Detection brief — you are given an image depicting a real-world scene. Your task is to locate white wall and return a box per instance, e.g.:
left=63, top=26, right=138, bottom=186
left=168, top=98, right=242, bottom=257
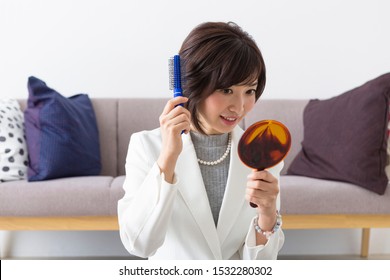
left=1, top=0, right=389, bottom=259
left=1, top=0, right=389, bottom=100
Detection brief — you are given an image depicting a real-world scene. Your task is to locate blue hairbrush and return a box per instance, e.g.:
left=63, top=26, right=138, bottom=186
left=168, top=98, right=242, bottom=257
left=169, top=55, right=184, bottom=106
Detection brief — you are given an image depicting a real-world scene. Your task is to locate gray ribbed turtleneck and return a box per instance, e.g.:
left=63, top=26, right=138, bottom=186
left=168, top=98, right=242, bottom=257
left=190, top=131, right=230, bottom=226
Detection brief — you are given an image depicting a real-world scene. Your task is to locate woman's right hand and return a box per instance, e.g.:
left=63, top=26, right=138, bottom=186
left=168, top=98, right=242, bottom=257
left=157, top=96, right=191, bottom=183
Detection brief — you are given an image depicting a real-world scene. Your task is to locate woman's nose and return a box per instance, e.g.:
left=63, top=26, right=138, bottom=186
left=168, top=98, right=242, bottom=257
left=229, top=93, right=245, bottom=114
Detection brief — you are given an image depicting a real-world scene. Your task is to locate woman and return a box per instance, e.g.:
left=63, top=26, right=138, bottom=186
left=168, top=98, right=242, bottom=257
left=118, top=22, right=284, bottom=260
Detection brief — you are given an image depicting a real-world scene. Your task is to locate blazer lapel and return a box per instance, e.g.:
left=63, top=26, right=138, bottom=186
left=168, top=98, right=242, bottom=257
left=217, top=126, right=252, bottom=245
left=175, top=133, right=222, bottom=259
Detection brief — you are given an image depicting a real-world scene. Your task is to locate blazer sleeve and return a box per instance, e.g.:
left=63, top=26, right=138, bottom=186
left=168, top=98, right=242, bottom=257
left=117, top=131, right=178, bottom=258
left=240, top=161, right=285, bottom=260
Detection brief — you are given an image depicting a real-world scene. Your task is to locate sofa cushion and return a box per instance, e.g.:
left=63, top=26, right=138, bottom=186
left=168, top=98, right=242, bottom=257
left=0, top=99, right=29, bottom=182
left=24, top=76, right=101, bottom=181
left=110, top=176, right=125, bottom=215
left=117, top=99, right=166, bottom=176
left=287, top=73, right=390, bottom=195
left=0, top=176, right=114, bottom=216
left=280, top=176, right=390, bottom=214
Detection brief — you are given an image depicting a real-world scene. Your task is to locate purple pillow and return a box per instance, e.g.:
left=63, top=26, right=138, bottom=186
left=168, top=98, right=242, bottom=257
left=287, top=73, right=390, bottom=195
left=24, top=76, right=101, bottom=181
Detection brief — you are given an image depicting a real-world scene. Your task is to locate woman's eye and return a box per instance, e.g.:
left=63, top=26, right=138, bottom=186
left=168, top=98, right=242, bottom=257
left=222, top=89, right=233, bottom=94
left=246, top=89, right=257, bottom=95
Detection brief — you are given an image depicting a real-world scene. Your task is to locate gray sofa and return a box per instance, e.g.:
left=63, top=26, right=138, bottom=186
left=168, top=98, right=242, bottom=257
left=0, top=98, right=389, bottom=257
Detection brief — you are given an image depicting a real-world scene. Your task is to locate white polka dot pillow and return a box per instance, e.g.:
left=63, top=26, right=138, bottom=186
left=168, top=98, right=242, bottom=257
left=0, top=99, right=28, bottom=182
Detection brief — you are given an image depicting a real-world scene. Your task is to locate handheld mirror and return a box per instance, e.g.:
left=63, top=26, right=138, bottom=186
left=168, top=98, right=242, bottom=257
left=238, top=120, right=292, bottom=208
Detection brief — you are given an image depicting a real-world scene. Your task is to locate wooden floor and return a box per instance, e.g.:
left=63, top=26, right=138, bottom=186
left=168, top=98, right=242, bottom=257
left=2, top=254, right=389, bottom=260
left=279, top=254, right=390, bottom=260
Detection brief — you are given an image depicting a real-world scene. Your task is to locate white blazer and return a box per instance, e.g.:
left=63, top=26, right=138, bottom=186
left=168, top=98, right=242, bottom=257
left=118, top=125, right=284, bottom=260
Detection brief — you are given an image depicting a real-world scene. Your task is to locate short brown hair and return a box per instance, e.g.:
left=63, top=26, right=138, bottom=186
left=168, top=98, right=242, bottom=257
left=179, top=22, right=266, bottom=134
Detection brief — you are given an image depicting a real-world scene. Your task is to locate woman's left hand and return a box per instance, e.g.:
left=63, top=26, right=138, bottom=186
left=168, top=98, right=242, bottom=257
left=246, top=170, right=279, bottom=216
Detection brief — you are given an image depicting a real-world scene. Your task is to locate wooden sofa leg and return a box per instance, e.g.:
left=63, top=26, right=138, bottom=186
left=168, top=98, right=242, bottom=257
left=361, top=228, right=370, bottom=258
left=0, top=231, right=14, bottom=259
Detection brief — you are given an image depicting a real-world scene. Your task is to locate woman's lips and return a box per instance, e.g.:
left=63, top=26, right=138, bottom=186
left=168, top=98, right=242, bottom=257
left=220, top=115, right=239, bottom=125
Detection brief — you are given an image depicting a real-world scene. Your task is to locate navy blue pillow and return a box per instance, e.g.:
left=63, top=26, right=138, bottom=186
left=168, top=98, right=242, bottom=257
left=24, top=76, right=101, bottom=181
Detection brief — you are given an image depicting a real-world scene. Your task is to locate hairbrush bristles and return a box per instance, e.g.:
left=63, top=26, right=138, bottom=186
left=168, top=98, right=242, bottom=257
left=168, top=58, right=174, bottom=90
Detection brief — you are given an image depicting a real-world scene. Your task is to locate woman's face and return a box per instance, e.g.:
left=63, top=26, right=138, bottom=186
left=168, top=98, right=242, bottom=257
left=195, top=82, right=258, bottom=135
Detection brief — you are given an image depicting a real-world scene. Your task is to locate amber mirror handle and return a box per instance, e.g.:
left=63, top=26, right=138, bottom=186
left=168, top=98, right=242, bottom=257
left=238, top=120, right=292, bottom=208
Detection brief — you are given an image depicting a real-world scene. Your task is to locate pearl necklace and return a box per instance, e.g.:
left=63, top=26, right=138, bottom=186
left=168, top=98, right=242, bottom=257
left=197, top=133, right=232, bottom=166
